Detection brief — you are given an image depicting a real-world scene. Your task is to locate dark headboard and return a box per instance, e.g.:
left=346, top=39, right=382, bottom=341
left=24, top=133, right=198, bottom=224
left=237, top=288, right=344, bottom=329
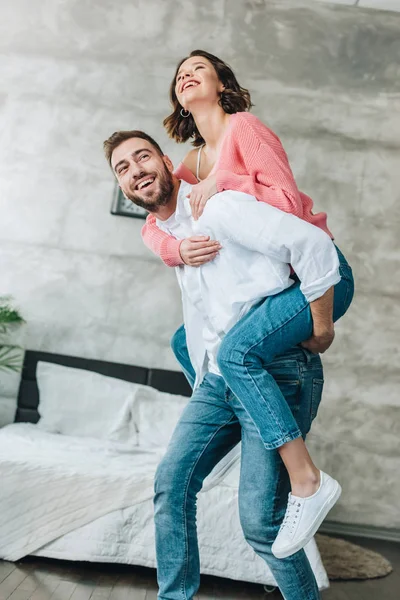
left=15, top=350, right=192, bottom=424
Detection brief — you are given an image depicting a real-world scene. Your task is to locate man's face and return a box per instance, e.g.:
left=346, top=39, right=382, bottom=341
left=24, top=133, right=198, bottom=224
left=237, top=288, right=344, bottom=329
left=112, top=138, right=174, bottom=213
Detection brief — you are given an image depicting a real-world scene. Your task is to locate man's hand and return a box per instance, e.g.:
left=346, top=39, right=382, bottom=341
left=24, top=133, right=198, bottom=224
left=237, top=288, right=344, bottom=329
left=179, top=236, right=222, bottom=267
left=301, top=286, right=335, bottom=354
left=187, top=175, right=218, bottom=221
left=301, top=325, right=335, bottom=354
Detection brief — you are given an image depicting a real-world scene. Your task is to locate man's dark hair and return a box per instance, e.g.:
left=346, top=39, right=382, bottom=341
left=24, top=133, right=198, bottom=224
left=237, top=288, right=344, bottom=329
left=103, top=130, right=164, bottom=168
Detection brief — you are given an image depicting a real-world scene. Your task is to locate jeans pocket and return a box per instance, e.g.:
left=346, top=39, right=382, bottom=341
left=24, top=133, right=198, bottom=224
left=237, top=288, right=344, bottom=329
left=311, top=378, right=324, bottom=421
left=275, top=378, right=301, bottom=416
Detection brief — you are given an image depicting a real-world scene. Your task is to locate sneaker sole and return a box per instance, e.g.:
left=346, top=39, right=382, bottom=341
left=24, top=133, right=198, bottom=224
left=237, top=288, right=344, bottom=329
left=272, top=481, right=342, bottom=559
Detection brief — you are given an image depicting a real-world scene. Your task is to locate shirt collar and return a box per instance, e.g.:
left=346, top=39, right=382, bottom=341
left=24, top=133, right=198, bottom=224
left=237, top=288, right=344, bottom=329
left=175, top=180, right=193, bottom=221
left=155, top=180, right=192, bottom=228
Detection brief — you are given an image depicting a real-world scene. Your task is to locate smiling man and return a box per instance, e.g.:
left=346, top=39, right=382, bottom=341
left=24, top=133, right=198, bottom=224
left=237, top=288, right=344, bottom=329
left=103, top=130, right=340, bottom=600
left=110, top=132, right=177, bottom=213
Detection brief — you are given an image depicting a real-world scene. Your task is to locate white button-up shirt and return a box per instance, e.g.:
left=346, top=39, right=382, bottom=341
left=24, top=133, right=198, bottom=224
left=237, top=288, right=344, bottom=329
left=157, top=181, right=340, bottom=388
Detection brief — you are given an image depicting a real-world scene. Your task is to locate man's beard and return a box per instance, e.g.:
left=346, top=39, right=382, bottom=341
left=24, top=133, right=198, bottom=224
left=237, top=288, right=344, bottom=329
left=124, top=165, right=174, bottom=213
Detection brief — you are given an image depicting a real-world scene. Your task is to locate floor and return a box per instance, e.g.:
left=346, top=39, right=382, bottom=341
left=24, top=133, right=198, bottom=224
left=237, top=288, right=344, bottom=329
left=0, top=536, right=399, bottom=600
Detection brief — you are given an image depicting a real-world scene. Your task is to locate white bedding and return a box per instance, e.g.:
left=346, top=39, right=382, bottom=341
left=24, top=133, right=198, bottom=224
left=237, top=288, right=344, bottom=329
left=0, top=423, right=329, bottom=590
left=0, top=423, right=161, bottom=561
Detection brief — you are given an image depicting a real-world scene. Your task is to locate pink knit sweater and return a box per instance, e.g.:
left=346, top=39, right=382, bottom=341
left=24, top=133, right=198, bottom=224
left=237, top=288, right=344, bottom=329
left=141, top=112, right=333, bottom=267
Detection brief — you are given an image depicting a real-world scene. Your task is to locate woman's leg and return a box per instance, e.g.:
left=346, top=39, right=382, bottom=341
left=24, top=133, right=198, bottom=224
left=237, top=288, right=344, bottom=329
left=217, top=246, right=354, bottom=455
left=170, top=324, right=196, bottom=389
left=217, top=247, right=354, bottom=555
left=171, top=324, right=321, bottom=495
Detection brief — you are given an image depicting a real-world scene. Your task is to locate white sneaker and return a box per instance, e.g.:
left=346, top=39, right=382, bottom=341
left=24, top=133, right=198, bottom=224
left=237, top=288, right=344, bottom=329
left=271, top=471, right=341, bottom=559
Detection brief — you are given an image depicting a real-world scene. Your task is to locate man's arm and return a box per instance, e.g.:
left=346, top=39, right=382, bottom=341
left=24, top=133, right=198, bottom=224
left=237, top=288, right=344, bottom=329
left=302, top=287, right=335, bottom=354
left=199, top=192, right=340, bottom=352
left=199, top=191, right=340, bottom=302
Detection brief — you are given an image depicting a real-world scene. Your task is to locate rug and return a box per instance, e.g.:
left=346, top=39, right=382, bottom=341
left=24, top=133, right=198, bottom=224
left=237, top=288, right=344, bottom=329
left=316, top=534, right=393, bottom=580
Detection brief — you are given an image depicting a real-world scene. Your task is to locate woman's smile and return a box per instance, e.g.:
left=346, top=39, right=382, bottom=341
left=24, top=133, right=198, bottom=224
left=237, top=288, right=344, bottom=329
left=180, top=78, right=201, bottom=94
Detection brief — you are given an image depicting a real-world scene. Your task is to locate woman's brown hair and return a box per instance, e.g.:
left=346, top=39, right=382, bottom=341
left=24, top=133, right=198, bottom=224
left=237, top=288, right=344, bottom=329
left=163, top=50, right=253, bottom=147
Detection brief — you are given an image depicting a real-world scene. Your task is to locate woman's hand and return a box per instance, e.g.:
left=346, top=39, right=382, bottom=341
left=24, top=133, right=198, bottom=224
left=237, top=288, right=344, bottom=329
left=179, top=236, right=222, bottom=267
left=187, top=175, right=218, bottom=220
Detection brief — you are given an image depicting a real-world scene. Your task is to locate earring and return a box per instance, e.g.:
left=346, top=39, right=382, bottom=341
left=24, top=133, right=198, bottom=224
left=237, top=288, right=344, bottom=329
left=180, top=108, right=191, bottom=118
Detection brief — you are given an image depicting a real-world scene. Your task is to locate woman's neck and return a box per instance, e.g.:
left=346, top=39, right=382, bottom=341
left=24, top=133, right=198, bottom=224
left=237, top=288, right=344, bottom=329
left=191, top=104, right=231, bottom=152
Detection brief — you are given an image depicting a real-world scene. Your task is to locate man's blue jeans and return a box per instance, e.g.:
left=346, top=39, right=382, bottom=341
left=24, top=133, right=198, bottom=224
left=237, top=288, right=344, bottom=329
left=154, top=348, right=324, bottom=600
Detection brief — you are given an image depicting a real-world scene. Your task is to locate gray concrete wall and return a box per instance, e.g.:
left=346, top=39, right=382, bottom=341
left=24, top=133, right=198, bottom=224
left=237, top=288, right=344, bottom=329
left=0, top=0, right=399, bottom=529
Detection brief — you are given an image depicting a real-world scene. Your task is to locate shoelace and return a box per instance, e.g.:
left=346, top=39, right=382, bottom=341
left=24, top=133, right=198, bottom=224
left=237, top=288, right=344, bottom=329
left=279, top=495, right=302, bottom=535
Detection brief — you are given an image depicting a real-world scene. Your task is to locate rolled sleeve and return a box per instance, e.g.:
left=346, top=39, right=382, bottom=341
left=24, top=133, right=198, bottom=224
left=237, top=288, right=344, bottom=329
left=300, top=266, right=341, bottom=303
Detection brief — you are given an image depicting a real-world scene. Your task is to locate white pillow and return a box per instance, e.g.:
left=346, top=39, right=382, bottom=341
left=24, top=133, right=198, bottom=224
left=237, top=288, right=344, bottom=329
left=36, top=362, right=139, bottom=444
left=134, top=384, right=189, bottom=449
left=134, top=384, right=241, bottom=491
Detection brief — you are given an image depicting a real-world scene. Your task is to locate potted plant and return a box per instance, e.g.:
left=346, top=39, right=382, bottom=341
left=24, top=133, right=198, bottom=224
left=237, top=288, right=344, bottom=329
left=0, top=297, right=25, bottom=372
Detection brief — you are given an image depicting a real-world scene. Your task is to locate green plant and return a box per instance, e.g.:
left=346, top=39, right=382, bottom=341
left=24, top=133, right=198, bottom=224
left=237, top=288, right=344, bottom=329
left=0, top=297, right=25, bottom=373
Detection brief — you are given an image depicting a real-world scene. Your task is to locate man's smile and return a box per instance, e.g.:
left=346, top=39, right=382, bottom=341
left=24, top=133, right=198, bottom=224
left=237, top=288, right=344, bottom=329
left=135, top=175, right=156, bottom=192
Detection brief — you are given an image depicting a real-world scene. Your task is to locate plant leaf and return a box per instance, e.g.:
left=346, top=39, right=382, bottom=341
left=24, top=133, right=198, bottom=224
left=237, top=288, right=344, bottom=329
left=0, top=344, right=24, bottom=373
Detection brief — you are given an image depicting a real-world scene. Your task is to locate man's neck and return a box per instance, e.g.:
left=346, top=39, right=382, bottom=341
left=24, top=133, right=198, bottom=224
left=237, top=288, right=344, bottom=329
left=152, top=178, right=181, bottom=221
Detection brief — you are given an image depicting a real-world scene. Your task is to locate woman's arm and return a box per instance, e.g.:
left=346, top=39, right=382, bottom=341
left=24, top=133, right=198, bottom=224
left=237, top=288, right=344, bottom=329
left=216, top=113, right=304, bottom=218
left=141, top=214, right=184, bottom=267
left=141, top=204, right=222, bottom=268
left=141, top=152, right=223, bottom=267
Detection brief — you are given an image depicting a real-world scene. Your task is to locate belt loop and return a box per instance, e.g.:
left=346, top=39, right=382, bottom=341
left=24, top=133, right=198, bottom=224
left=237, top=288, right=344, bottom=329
left=301, top=347, right=312, bottom=364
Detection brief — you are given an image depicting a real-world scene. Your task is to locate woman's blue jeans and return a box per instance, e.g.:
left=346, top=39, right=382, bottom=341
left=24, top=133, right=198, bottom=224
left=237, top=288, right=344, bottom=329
left=154, top=350, right=324, bottom=600
left=173, top=245, right=354, bottom=449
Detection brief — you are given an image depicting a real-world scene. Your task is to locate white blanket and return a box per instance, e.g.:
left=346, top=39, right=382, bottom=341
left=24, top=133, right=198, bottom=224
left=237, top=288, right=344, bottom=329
left=0, top=423, right=162, bottom=560
left=0, top=423, right=237, bottom=562
left=0, top=423, right=329, bottom=590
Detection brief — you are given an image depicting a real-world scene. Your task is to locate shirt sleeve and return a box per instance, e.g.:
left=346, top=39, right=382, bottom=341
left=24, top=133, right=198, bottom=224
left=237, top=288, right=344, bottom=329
left=141, top=214, right=184, bottom=267
left=202, top=192, right=340, bottom=303
left=215, top=114, right=304, bottom=218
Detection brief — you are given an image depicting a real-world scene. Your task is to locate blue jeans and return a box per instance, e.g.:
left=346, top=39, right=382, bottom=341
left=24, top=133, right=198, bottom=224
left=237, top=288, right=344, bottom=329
left=214, top=245, right=354, bottom=448
left=171, top=246, right=354, bottom=448
left=154, top=349, right=324, bottom=600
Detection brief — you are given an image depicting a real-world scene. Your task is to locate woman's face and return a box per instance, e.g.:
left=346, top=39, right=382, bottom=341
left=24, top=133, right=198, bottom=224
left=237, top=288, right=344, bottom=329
left=175, top=56, right=224, bottom=110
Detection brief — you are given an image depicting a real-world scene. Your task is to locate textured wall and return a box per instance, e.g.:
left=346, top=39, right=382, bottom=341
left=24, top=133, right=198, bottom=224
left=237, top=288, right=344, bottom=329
left=0, top=0, right=399, bottom=528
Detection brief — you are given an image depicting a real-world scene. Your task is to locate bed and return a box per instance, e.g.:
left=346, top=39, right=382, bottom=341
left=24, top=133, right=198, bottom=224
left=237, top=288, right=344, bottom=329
left=0, top=350, right=329, bottom=590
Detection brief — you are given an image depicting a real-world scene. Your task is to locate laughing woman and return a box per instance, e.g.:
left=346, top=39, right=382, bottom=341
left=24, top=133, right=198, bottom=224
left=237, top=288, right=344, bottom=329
left=142, top=50, right=354, bottom=558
